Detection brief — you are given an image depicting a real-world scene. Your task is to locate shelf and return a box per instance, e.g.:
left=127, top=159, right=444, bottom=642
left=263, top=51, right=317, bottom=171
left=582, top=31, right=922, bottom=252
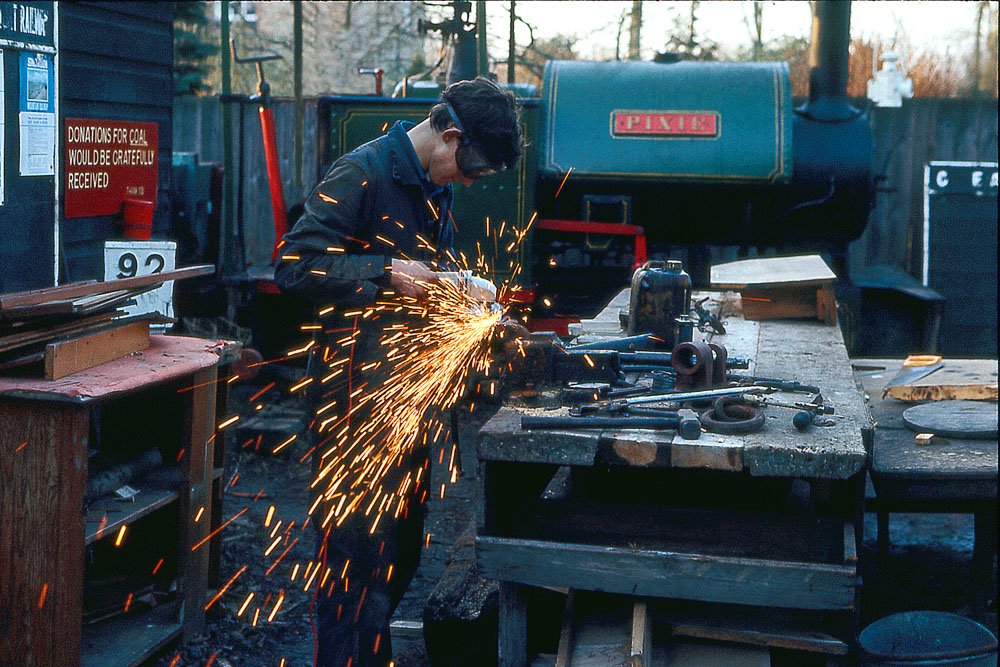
left=84, top=467, right=182, bottom=546
left=81, top=599, right=181, bottom=667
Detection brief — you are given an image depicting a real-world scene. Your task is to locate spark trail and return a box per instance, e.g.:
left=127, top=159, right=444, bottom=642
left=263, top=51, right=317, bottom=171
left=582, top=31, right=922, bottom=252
left=310, top=275, right=504, bottom=533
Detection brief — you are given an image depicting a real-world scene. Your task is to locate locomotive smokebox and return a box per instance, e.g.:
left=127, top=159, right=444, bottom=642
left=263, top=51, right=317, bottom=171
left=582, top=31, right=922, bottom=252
left=535, top=0, right=873, bottom=250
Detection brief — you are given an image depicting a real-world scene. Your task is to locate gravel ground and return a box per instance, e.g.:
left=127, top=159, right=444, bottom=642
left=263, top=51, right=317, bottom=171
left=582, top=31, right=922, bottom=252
left=150, top=381, right=995, bottom=666
left=151, top=381, right=493, bottom=667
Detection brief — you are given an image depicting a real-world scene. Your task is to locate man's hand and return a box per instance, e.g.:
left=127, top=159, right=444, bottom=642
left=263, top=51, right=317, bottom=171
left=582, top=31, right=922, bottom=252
left=389, top=259, right=438, bottom=299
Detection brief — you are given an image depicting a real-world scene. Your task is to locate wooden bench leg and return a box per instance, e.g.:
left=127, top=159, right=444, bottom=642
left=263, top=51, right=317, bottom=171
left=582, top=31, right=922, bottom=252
left=876, top=509, right=890, bottom=613
left=973, top=509, right=998, bottom=610
left=499, top=582, right=528, bottom=667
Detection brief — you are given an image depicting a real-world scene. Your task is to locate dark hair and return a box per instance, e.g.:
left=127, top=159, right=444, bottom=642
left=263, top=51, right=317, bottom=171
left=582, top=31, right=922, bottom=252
left=430, top=76, right=523, bottom=170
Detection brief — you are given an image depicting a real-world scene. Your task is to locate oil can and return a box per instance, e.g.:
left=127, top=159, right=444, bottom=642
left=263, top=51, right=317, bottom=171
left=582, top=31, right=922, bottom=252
left=627, top=260, right=692, bottom=346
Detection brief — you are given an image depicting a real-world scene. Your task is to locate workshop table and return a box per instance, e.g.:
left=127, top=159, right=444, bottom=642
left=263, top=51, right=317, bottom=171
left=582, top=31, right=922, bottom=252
left=476, top=289, right=872, bottom=665
left=854, top=360, right=998, bottom=611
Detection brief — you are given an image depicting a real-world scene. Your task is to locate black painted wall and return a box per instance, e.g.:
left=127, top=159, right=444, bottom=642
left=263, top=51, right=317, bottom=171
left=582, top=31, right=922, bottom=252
left=57, top=1, right=174, bottom=284
left=0, top=0, right=56, bottom=292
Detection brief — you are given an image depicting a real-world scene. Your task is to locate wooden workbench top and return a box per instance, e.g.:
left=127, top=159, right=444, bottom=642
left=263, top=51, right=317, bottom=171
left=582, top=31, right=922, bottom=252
left=0, top=335, right=239, bottom=404
left=855, top=359, right=997, bottom=488
left=479, top=290, right=871, bottom=479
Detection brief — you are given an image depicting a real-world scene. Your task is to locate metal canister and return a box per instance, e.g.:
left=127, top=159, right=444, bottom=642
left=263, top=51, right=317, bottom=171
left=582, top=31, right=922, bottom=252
left=627, top=260, right=692, bottom=346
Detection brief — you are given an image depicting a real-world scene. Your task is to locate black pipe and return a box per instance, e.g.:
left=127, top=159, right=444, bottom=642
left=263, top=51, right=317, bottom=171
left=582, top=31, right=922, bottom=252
left=801, top=0, right=856, bottom=122
left=521, top=412, right=701, bottom=440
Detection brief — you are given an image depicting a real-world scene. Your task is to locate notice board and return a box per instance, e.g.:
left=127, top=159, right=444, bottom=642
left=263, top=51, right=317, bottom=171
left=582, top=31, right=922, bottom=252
left=64, top=118, right=158, bottom=218
left=923, top=161, right=998, bottom=357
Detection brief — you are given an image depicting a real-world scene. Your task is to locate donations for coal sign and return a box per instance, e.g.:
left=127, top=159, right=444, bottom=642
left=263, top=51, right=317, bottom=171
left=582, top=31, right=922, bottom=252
left=64, top=118, right=158, bottom=218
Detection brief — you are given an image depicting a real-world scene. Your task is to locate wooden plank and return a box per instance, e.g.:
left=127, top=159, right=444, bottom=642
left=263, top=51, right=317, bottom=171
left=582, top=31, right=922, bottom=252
left=740, top=286, right=835, bottom=323
left=652, top=600, right=850, bottom=656
left=882, top=359, right=998, bottom=402
left=554, top=591, right=575, bottom=667
left=0, top=311, right=120, bottom=354
left=667, top=432, right=743, bottom=471
left=178, top=366, right=218, bottom=640
left=742, top=319, right=869, bottom=479
left=80, top=599, right=181, bottom=667
left=0, top=264, right=214, bottom=311
left=710, top=255, right=836, bottom=289
left=567, top=600, right=632, bottom=666
left=662, top=638, right=771, bottom=666
left=630, top=600, right=652, bottom=667
left=0, top=336, right=233, bottom=404
left=497, top=501, right=848, bottom=564
left=499, top=582, right=528, bottom=667
left=0, top=401, right=88, bottom=666
left=44, top=321, right=150, bottom=380
left=476, top=536, right=859, bottom=611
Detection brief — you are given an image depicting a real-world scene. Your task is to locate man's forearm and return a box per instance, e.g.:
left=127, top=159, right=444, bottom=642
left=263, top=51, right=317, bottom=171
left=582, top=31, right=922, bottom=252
left=274, top=247, right=389, bottom=307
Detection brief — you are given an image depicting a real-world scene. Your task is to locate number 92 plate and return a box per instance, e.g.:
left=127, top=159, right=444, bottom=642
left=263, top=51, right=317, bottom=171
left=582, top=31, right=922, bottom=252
left=103, top=240, right=177, bottom=326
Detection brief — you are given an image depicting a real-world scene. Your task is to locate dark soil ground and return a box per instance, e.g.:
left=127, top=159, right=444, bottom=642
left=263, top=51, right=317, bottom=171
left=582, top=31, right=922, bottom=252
left=150, top=378, right=996, bottom=667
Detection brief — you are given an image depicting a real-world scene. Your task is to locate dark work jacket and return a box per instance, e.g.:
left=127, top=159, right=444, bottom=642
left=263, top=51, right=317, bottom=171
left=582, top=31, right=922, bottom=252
left=275, top=122, right=457, bottom=442
left=274, top=121, right=455, bottom=309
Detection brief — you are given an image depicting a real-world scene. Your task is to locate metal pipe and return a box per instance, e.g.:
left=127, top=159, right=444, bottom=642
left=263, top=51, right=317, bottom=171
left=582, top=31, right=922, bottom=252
left=293, top=0, right=303, bottom=188
left=619, top=386, right=768, bottom=406
left=507, top=0, right=516, bottom=83
left=803, top=0, right=855, bottom=121
left=220, top=0, right=234, bottom=276
left=476, top=0, right=489, bottom=76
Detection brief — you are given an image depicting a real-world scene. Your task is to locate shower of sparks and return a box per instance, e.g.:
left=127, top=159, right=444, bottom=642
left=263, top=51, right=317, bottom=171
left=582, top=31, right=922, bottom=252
left=308, top=276, right=503, bottom=535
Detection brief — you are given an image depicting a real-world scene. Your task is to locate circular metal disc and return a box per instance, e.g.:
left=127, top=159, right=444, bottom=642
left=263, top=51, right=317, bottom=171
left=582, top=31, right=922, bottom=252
left=902, top=400, right=998, bottom=439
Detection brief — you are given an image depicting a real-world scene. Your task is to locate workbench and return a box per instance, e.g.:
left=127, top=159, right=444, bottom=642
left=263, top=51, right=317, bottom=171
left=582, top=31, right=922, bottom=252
left=0, top=335, right=238, bottom=667
left=476, top=289, right=872, bottom=665
left=854, top=359, right=998, bottom=611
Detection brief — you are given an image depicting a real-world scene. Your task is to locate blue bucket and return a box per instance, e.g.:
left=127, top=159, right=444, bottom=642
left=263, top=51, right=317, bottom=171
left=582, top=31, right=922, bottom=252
left=860, top=612, right=998, bottom=666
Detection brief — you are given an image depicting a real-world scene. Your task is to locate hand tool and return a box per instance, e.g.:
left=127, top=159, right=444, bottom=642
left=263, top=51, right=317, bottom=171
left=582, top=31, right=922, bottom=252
left=592, top=385, right=771, bottom=412
left=521, top=408, right=702, bottom=440
left=882, top=354, right=943, bottom=397
left=693, top=296, right=727, bottom=334
left=567, top=334, right=661, bottom=352
left=697, top=396, right=765, bottom=434
left=742, top=393, right=838, bottom=430
left=727, top=374, right=821, bottom=394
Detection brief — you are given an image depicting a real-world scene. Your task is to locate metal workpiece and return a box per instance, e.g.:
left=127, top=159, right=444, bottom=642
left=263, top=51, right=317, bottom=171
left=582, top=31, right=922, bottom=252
left=603, top=385, right=771, bottom=408
left=520, top=407, right=702, bottom=440
left=567, top=333, right=661, bottom=352
left=728, top=374, right=821, bottom=394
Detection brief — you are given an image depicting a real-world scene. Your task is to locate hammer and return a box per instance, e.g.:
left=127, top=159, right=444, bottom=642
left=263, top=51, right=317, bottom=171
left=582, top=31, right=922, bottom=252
left=521, top=408, right=701, bottom=440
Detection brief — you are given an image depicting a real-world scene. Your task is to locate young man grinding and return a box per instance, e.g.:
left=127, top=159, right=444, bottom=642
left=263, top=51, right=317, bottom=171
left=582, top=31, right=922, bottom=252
left=275, top=76, right=522, bottom=667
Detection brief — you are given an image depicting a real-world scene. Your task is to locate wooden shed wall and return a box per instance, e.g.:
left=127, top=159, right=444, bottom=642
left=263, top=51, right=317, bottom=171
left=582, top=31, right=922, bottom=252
left=848, top=98, right=999, bottom=276
left=57, top=1, right=174, bottom=284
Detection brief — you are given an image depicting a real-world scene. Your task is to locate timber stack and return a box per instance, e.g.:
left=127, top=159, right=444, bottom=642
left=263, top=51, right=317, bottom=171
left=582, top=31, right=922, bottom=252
left=0, top=264, right=213, bottom=379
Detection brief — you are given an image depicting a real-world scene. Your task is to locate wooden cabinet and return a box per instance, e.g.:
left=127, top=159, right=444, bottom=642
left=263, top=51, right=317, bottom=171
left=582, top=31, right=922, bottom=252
left=0, top=336, right=237, bottom=667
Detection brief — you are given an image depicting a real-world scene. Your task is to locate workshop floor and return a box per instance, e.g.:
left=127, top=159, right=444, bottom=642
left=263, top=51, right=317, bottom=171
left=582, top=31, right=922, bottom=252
left=152, top=392, right=996, bottom=666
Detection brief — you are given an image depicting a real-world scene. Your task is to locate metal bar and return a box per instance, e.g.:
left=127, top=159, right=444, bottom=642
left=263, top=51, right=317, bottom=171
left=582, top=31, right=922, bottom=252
left=293, top=0, right=303, bottom=188
left=620, top=386, right=768, bottom=406
left=476, top=0, right=489, bottom=76
left=220, top=0, right=234, bottom=276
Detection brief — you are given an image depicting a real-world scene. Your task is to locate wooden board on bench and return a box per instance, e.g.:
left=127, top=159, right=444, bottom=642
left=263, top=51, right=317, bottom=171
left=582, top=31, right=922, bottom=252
left=710, top=255, right=837, bottom=325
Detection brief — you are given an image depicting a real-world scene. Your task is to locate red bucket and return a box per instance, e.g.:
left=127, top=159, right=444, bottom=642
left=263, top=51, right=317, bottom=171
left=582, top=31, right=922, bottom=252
left=122, top=199, right=154, bottom=240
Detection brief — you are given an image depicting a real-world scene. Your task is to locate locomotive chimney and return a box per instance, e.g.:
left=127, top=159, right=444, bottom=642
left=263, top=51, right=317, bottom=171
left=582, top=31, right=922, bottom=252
left=801, top=0, right=857, bottom=121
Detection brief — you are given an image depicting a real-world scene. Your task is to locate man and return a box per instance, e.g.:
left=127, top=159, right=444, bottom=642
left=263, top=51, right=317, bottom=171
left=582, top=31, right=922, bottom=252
left=274, top=76, right=522, bottom=667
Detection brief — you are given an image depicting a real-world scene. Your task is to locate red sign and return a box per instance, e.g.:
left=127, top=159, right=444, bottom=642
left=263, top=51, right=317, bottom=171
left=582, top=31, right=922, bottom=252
left=64, top=118, right=158, bottom=218
left=612, top=111, right=719, bottom=137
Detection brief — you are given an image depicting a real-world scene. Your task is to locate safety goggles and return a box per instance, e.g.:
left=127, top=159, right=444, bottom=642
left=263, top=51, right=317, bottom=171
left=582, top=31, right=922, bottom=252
left=445, top=103, right=505, bottom=180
